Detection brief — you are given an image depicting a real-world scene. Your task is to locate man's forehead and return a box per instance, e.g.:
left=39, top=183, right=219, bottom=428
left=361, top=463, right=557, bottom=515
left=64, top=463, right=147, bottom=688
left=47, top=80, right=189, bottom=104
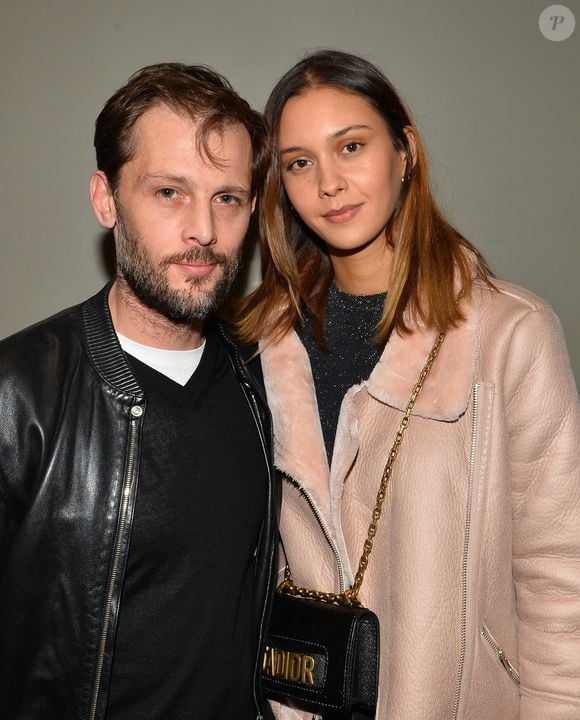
left=132, top=105, right=250, bottom=153
left=125, top=105, right=252, bottom=177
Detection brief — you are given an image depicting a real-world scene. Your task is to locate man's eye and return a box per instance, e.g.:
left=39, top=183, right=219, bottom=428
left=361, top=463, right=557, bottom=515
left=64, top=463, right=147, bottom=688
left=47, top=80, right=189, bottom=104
left=217, top=194, right=240, bottom=205
left=157, top=188, right=178, bottom=199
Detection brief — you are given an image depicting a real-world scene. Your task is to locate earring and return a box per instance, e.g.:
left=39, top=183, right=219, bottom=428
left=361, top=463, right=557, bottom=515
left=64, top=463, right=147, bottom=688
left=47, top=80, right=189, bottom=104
left=400, top=177, right=405, bottom=184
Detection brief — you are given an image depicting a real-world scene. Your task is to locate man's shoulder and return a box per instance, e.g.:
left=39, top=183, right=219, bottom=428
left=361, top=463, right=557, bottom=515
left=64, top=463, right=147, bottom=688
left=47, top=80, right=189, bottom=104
left=0, top=287, right=108, bottom=374
left=1, top=304, right=80, bottom=355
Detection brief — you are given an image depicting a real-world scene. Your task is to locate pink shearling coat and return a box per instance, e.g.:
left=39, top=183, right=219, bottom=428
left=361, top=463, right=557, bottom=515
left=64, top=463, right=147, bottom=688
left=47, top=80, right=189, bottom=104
left=260, top=279, right=580, bottom=720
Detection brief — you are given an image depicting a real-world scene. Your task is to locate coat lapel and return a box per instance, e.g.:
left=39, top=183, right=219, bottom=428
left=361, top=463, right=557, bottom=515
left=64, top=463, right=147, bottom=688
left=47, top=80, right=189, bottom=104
left=260, top=297, right=477, bottom=520
left=259, top=332, right=332, bottom=517
left=367, top=300, right=476, bottom=421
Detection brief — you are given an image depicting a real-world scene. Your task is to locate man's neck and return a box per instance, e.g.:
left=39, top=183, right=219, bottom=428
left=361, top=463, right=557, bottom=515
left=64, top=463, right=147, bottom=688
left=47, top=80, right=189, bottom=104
left=108, top=280, right=205, bottom=351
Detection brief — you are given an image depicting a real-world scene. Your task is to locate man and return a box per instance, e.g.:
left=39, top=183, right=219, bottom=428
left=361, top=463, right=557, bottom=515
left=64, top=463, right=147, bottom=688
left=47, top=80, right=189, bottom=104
left=0, top=63, right=276, bottom=720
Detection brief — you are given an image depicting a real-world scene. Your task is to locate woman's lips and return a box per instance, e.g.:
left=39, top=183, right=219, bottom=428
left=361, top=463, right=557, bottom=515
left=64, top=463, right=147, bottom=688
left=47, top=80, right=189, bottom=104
left=323, top=203, right=363, bottom=224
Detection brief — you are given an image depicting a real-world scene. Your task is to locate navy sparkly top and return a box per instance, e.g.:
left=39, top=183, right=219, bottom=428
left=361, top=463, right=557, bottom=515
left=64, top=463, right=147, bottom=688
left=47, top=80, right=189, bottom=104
left=297, top=283, right=387, bottom=462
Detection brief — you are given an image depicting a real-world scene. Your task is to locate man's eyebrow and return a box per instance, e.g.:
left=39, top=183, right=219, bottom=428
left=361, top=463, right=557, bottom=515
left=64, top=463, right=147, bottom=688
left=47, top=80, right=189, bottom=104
left=137, top=172, right=188, bottom=187
left=279, top=125, right=373, bottom=156
left=217, top=185, right=252, bottom=197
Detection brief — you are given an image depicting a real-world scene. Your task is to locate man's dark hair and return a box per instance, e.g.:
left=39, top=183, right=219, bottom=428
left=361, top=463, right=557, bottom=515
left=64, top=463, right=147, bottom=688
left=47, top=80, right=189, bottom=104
left=94, top=62, right=267, bottom=194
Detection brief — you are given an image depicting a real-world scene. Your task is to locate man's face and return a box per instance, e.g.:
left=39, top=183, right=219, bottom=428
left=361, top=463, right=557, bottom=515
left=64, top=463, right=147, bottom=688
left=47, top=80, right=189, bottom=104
left=111, top=105, right=254, bottom=323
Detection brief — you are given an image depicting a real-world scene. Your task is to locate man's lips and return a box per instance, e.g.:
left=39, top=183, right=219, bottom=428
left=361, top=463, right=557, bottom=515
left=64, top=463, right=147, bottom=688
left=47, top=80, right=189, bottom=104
left=322, top=203, right=363, bottom=223
left=174, top=260, right=217, bottom=278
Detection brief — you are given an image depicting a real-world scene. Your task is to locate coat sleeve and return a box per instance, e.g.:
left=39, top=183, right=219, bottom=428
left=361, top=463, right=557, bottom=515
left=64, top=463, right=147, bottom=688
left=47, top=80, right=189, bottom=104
left=0, top=405, right=22, bottom=572
left=0, top=482, right=19, bottom=571
left=505, top=305, right=580, bottom=719
left=0, top=358, right=39, bottom=573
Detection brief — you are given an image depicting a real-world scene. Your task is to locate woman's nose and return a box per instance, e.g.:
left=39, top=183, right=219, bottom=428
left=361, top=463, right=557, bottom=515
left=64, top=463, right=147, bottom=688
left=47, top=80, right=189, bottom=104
left=317, top=160, right=347, bottom=198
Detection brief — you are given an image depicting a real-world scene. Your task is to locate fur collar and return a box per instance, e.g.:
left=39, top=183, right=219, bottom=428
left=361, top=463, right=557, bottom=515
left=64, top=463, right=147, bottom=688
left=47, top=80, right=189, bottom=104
left=367, top=307, right=476, bottom=422
left=260, top=298, right=476, bottom=523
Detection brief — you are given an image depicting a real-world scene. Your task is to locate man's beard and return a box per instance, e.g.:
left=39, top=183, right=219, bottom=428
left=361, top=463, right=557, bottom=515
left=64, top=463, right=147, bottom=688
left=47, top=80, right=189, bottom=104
left=115, top=205, right=241, bottom=324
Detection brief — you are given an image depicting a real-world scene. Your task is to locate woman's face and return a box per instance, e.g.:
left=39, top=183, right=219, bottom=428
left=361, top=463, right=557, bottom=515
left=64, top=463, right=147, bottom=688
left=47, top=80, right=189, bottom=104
left=278, top=86, right=407, bottom=257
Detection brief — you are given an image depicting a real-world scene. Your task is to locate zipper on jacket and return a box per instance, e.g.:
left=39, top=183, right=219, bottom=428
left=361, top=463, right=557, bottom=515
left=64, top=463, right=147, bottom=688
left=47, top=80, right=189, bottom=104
left=451, top=384, right=480, bottom=720
left=89, top=406, right=142, bottom=720
left=287, top=476, right=346, bottom=594
left=481, top=624, right=520, bottom=686
left=214, top=328, right=277, bottom=719
left=219, top=326, right=333, bottom=719
left=245, top=381, right=277, bottom=719
left=232, top=365, right=277, bottom=720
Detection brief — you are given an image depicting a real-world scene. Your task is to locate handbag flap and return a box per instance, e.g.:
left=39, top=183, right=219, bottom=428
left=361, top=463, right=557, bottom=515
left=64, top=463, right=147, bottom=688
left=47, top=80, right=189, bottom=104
left=263, top=593, right=379, bottom=715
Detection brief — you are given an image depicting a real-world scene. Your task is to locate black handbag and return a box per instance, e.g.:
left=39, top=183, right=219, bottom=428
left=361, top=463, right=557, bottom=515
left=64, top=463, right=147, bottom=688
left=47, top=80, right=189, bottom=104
left=262, top=333, right=446, bottom=719
left=264, top=592, right=379, bottom=719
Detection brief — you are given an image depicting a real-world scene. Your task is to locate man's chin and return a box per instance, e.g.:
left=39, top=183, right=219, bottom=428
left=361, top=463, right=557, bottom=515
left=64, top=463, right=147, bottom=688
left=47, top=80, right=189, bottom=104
left=118, top=258, right=237, bottom=324
left=151, top=281, right=231, bottom=323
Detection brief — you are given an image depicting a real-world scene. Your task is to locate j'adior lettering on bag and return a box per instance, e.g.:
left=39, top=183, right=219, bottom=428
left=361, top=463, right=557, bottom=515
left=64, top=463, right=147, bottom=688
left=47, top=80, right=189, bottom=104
left=263, top=646, right=316, bottom=685
left=262, top=637, right=329, bottom=692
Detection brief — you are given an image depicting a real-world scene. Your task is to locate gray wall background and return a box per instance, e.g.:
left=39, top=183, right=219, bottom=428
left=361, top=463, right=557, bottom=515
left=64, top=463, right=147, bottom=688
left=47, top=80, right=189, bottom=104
left=1, top=0, right=578, bottom=383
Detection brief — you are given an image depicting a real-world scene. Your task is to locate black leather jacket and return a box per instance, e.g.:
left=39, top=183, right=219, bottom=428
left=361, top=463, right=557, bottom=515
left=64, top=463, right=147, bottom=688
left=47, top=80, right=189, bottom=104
left=0, top=284, right=277, bottom=720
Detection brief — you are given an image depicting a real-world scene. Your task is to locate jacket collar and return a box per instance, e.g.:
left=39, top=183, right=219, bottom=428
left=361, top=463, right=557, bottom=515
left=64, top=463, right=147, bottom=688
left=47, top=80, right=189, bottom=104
left=82, top=282, right=145, bottom=400
left=367, top=302, right=476, bottom=422
left=81, top=285, right=262, bottom=407
left=260, top=298, right=476, bottom=514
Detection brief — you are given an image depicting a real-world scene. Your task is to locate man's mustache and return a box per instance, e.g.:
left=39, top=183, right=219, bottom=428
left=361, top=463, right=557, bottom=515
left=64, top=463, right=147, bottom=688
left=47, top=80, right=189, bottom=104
left=160, top=247, right=229, bottom=267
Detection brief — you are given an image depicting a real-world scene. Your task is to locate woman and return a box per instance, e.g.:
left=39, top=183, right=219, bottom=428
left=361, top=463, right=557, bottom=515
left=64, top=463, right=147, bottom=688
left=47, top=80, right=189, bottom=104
left=238, top=50, right=580, bottom=719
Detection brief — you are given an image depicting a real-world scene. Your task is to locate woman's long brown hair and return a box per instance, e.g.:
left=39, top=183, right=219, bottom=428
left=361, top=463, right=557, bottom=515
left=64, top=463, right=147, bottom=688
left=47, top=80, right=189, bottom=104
left=237, top=50, right=493, bottom=348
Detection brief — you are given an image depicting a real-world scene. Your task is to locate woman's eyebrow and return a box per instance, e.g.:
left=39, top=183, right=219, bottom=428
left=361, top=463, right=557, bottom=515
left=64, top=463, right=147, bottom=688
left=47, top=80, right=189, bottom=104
left=280, top=124, right=373, bottom=156
left=329, top=124, right=372, bottom=140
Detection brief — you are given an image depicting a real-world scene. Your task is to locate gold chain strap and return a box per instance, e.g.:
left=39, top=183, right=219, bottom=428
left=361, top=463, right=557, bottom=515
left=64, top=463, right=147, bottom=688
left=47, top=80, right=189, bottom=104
left=278, top=331, right=446, bottom=607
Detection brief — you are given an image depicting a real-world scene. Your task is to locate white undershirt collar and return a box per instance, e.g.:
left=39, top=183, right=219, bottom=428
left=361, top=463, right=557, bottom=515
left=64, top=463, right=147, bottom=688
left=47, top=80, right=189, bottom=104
left=117, top=333, right=206, bottom=386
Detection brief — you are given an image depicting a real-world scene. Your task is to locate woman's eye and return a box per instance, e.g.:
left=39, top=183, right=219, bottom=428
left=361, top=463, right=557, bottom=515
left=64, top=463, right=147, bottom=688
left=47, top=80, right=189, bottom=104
left=342, top=141, right=362, bottom=154
left=287, top=158, right=310, bottom=171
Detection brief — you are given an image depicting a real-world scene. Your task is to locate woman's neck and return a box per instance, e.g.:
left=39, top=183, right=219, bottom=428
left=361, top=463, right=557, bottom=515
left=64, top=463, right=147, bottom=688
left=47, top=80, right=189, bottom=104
left=330, top=241, right=393, bottom=295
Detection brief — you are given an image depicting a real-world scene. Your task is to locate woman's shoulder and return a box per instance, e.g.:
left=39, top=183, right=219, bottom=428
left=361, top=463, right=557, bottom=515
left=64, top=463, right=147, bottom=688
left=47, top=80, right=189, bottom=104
left=473, top=277, right=558, bottom=327
left=471, top=277, right=574, bottom=390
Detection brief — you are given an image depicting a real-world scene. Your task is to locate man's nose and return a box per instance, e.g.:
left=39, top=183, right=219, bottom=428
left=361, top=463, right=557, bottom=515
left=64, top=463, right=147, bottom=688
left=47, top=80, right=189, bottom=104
left=183, top=201, right=216, bottom=246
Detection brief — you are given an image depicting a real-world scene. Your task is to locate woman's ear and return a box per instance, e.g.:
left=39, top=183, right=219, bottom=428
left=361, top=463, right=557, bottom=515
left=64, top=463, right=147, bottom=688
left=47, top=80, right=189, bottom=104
left=89, top=171, right=117, bottom=229
left=402, top=126, right=418, bottom=171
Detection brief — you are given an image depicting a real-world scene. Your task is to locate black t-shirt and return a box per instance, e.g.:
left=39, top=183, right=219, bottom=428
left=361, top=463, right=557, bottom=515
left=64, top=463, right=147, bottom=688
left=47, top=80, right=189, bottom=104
left=106, top=330, right=267, bottom=720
